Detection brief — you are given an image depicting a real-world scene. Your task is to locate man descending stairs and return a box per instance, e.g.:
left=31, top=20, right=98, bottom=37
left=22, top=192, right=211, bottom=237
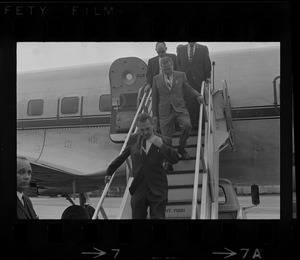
left=165, top=82, right=234, bottom=219
left=92, top=55, right=234, bottom=220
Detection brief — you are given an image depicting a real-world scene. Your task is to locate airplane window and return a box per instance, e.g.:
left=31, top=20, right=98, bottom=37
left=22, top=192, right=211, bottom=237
left=61, top=97, right=79, bottom=114
left=218, top=186, right=226, bottom=205
left=99, top=94, right=111, bottom=112
left=126, top=73, right=133, bottom=80
left=27, top=99, right=44, bottom=116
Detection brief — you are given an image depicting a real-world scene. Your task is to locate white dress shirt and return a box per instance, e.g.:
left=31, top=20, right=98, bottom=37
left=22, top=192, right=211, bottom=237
left=145, top=139, right=152, bottom=153
left=141, top=138, right=152, bottom=155
left=159, top=57, right=163, bottom=74
left=17, top=191, right=24, bottom=205
left=164, top=74, right=173, bottom=90
left=187, top=44, right=196, bottom=61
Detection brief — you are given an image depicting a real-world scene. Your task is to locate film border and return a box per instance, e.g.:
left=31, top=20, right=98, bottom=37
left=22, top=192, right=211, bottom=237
left=0, top=1, right=295, bottom=260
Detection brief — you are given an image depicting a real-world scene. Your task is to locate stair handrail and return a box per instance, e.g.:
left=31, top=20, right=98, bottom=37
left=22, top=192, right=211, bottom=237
left=222, top=80, right=235, bottom=150
left=191, top=81, right=207, bottom=219
left=92, top=88, right=152, bottom=219
left=272, top=75, right=280, bottom=113
left=207, top=81, right=216, bottom=204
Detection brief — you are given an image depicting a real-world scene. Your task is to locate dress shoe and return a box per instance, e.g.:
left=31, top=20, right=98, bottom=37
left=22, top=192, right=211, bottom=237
left=177, top=147, right=190, bottom=160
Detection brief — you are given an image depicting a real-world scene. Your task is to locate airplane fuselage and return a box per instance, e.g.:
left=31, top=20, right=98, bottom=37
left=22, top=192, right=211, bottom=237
left=17, top=46, right=280, bottom=195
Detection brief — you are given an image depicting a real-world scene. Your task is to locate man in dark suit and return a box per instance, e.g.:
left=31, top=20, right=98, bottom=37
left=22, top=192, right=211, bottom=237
left=177, top=42, right=212, bottom=129
left=104, top=113, right=179, bottom=219
left=17, top=156, right=38, bottom=219
left=145, top=42, right=179, bottom=92
left=152, top=56, right=204, bottom=160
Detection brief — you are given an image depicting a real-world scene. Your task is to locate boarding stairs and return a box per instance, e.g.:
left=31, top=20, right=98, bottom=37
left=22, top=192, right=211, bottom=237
left=165, top=80, right=234, bottom=219
left=92, top=56, right=234, bottom=219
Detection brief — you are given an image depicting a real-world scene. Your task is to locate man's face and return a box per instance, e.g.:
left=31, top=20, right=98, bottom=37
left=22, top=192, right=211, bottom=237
left=17, top=158, right=32, bottom=192
left=137, top=119, right=154, bottom=139
left=162, top=63, right=173, bottom=78
left=156, top=45, right=167, bottom=58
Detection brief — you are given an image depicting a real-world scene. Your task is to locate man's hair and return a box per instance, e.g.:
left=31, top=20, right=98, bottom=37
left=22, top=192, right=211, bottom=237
left=176, top=44, right=184, bottom=51
left=136, top=113, right=153, bottom=125
left=155, top=42, right=166, bottom=48
left=161, top=56, right=173, bottom=67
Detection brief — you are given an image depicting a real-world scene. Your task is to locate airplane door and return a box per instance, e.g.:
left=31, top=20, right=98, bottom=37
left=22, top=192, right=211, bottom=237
left=109, top=57, right=147, bottom=142
left=58, top=95, right=83, bottom=125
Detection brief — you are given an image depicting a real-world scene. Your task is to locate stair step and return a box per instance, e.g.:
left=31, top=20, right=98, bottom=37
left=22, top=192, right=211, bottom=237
left=172, top=129, right=204, bottom=138
left=165, top=202, right=201, bottom=219
left=167, top=172, right=203, bottom=186
left=167, top=169, right=205, bottom=175
left=175, top=146, right=197, bottom=158
left=173, top=159, right=205, bottom=171
left=172, top=135, right=199, bottom=147
left=168, top=185, right=202, bottom=202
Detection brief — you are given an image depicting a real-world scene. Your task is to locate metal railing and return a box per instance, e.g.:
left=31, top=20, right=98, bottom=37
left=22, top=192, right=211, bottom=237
left=191, top=81, right=229, bottom=219
left=92, top=88, right=152, bottom=219
left=191, top=81, right=208, bottom=219
left=272, top=76, right=280, bottom=113
left=222, top=80, right=235, bottom=151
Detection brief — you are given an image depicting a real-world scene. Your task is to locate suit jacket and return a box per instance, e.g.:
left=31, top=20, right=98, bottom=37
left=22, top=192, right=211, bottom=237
left=177, top=43, right=211, bottom=89
left=17, top=195, right=38, bottom=219
left=146, top=53, right=179, bottom=85
left=152, top=70, right=201, bottom=118
left=106, top=133, right=179, bottom=196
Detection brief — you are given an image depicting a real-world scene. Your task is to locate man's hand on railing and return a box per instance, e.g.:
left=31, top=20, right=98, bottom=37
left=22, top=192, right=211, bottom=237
left=197, top=95, right=204, bottom=104
left=104, top=175, right=111, bottom=184
left=144, top=83, right=151, bottom=92
left=205, top=78, right=211, bottom=84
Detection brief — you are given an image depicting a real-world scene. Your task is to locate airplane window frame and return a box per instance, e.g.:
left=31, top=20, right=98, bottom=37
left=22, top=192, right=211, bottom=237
left=218, top=186, right=227, bottom=205
left=99, top=94, right=111, bottom=112
left=27, top=99, right=44, bottom=116
left=61, top=96, right=79, bottom=114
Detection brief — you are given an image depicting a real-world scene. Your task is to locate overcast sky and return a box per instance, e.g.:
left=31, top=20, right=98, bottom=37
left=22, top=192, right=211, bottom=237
left=17, top=42, right=280, bottom=72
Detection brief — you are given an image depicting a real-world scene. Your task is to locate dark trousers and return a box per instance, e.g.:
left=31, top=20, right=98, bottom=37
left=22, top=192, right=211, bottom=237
left=130, top=178, right=167, bottom=219
left=159, top=105, right=192, bottom=149
left=185, top=72, right=204, bottom=128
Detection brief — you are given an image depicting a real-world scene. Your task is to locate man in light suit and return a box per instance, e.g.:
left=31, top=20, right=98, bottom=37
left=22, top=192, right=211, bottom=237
left=152, top=56, right=204, bottom=160
left=145, top=42, right=179, bottom=92
left=17, top=156, right=38, bottom=219
left=177, top=42, right=212, bottom=129
left=104, top=113, right=179, bottom=219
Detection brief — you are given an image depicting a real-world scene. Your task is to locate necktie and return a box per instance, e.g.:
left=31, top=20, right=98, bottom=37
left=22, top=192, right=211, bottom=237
left=189, top=45, right=194, bottom=62
left=141, top=138, right=147, bottom=157
left=159, top=59, right=162, bottom=74
left=166, top=76, right=171, bottom=90
left=22, top=196, right=34, bottom=219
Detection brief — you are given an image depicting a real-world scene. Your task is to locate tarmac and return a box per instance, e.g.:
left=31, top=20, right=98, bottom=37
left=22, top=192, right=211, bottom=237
left=31, top=194, right=280, bottom=219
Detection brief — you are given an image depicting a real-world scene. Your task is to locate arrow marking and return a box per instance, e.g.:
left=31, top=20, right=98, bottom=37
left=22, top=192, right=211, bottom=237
left=82, top=247, right=106, bottom=258
left=213, top=247, right=237, bottom=259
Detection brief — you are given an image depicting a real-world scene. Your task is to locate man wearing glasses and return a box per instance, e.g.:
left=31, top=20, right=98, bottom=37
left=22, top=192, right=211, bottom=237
left=17, top=156, right=38, bottom=219
left=152, top=57, right=204, bottom=161
left=145, top=42, right=179, bottom=92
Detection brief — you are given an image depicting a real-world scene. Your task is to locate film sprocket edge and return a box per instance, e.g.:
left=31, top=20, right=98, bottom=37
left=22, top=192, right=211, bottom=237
left=0, top=2, right=295, bottom=260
